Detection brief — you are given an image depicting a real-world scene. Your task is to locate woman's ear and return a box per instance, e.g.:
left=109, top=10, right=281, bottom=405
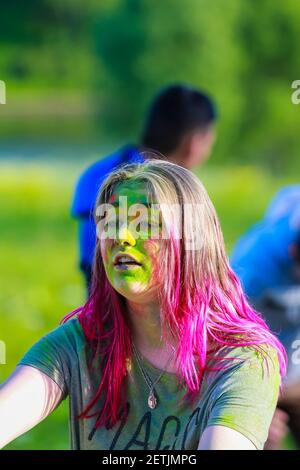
left=188, top=127, right=216, bottom=167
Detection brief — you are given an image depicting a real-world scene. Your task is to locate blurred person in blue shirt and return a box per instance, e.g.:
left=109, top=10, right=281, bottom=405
left=231, top=185, right=300, bottom=300
left=72, top=84, right=217, bottom=295
left=231, top=185, right=300, bottom=449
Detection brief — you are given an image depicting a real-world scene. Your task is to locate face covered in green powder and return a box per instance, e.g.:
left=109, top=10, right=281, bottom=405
left=99, top=180, right=164, bottom=303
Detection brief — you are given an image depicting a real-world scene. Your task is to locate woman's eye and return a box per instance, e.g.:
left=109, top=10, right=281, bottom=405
left=139, top=222, right=162, bottom=238
left=107, top=220, right=116, bottom=228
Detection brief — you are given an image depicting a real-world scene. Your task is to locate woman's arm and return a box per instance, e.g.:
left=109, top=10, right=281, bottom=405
left=198, top=425, right=257, bottom=450
left=0, top=364, right=64, bottom=449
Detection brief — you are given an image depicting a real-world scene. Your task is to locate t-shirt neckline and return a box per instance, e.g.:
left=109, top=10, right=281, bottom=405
left=132, top=349, right=179, bottom=379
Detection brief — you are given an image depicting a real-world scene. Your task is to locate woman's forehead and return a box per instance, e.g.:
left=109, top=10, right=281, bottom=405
left=109, top=180, right=153, bottom=205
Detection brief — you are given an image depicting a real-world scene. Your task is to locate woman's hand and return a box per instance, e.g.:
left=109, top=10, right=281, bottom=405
left=0, top=365, right=64, bottom=449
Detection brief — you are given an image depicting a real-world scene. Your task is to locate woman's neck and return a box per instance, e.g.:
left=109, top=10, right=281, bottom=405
left=126, top=299, right=165, bottom=348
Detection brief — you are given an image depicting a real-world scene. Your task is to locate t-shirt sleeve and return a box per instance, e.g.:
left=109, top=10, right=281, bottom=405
left=205, top=344, right=281, bottom=449
left=16, top=320, right=78, bottom=401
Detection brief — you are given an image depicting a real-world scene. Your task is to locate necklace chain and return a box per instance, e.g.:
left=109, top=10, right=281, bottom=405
left=131, top=341, right=176, bottom=409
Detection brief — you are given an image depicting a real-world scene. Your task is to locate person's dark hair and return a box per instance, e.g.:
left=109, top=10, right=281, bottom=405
left=141, top=84, right=217, bottom=155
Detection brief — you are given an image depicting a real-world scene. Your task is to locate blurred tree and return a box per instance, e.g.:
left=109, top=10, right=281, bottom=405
left=91, top=0, right=300, bottom=170
left=92, top=0, right=245, bottom=160
left=0, top=0, right=96, bottom=88
left=0, top=0, right=299, bottom=171
left=236, top=0, right=300, bottom=173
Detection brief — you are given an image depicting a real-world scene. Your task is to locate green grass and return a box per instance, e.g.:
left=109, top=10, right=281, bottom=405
left=0, top=162, right=84, bottom=449
left=0, top=161, right=298, bottom=449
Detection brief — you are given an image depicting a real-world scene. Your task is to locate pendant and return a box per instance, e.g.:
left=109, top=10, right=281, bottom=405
left=125, top=357, right=132, bottom=372
left=148, top=390, right=157, bottom=409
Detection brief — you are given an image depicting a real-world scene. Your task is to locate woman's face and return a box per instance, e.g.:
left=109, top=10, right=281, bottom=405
left=99, top=180, right=163, bottom=303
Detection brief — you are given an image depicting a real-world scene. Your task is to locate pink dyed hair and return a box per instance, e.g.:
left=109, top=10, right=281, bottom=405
left=61, top=158, right=288, bottom=430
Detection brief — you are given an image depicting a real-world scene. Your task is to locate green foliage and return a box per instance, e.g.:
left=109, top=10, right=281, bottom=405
left=93, top=0, right=245, bottom=147
left=1, top=1, right=299, bottom=170
left=0, top=164, right=84, bottom=449
left=91, top=0, right=300, bottom=170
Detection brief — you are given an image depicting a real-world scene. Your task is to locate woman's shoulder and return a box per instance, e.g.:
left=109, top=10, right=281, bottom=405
left=50, top=315, right=86, bottom=349
left=21, top=314, right=87, bottom=357
left=207, top=338, right=279, bottom=361
left=16, top=315, right=87, bottom=399
left=58, top=314, right=83, bottom=333
left=204, top=342, right=280, bottom=384
left=17, top=315, right=88, bottom=371
left=201, top=343, right=281, bottom=450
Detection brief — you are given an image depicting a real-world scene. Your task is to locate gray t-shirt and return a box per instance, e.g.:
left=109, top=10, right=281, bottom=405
left=17, top=316, right=280, bottom=450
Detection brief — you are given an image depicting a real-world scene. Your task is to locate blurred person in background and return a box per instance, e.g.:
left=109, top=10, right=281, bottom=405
left=230, top=185, right=300, bottom=449
left=71, top=83, right=217, bottom=295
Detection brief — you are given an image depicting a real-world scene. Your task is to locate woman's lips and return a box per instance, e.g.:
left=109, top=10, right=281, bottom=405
left=114, top=263, right=141, bottom=271
left=113, top=253, right=142, bottom=269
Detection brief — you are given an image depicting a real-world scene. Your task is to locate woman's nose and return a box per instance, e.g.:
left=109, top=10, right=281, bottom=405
left=118, top=224, right=136, bottom=246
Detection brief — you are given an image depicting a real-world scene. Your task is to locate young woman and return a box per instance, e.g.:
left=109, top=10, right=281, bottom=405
left=0, top=159, right=287, bottom=450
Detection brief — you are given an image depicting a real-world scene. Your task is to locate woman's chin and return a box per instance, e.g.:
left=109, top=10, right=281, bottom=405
left=116, top=286, right=159, bottom=304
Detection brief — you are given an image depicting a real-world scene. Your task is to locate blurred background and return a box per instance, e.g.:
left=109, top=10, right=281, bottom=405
left=0, top=0, right=299, bottom=449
